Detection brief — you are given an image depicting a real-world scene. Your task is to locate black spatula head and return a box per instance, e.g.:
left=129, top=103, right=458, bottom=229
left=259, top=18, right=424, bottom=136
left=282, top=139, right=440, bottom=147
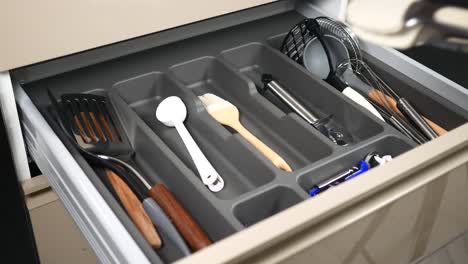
left=60, top=93, right=132, bottom=156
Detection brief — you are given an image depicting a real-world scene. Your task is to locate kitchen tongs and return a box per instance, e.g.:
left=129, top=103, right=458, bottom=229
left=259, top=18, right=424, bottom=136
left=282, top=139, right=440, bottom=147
left=48, top=91, right=211, bottom=252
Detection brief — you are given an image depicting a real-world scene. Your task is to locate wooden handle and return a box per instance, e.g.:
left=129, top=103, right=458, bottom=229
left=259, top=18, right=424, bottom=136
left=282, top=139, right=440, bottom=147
left=232, top=122, right=292, bottom=172
left=73, top=115, right=89, bottom=143
left=106, top=169, right=162, bottom=249
left=421, top=116, right=447, bottom=136
left=80, top=111, right=98, bottom=142
left=148, top=184, right=212, bottom=251
left=368, top=89, right=447, bottom=136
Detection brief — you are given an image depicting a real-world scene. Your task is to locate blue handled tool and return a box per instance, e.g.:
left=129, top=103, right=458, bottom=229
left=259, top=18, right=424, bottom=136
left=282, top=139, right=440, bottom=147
left=344, top=160, right=369, bottom=181
left=309, top=152, right=389, bottom=197
left=309, top=166, right=361, bottom=197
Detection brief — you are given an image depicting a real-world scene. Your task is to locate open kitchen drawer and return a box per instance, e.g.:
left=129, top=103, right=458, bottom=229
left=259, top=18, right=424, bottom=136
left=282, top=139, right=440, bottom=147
left=5, top=0, right=468, bottom=263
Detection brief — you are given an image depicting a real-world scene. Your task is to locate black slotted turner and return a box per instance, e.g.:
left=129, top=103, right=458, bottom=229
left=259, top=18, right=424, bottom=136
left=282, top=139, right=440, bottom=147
left=61, top=94, right=128, bottom=156
left=56, top=92, right=211, bottom=252
left=53, top=93, right=163, bottom=249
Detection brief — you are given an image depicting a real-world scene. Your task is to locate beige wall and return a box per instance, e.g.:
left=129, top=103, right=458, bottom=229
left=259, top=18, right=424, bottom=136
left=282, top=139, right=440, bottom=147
left=0, top=0, right=275, bottom=71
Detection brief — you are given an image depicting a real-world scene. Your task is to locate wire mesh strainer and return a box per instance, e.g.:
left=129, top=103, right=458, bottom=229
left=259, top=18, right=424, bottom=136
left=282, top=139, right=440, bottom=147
left=315, top=17, right=363, bottom=71
left=280, top=17, right=362, bottom=72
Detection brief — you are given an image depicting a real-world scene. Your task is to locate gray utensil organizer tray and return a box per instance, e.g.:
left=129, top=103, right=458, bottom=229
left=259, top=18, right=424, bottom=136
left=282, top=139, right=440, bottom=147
left=22, top=10, right=467, bottom=264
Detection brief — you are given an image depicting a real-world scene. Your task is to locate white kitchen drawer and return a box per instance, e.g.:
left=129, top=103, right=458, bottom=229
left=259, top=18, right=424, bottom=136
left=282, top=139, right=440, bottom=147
left=8, top=1, right=468, bottom=263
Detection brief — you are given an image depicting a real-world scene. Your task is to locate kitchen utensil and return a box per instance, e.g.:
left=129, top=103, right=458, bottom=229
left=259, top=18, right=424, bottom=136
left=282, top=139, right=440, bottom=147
left=99, top=155, right=192, bottom=255
left=50, top=91, right=209, bottom=252
left=309, top=152, right=391, bottom=197
left=156, top=96, right=224, bottom=192
left=280, top=18, right=384, bottom=121
left=96, top=156, right=194, bottom=255
left=142, top=197, right=191, bottom=256
left=302, top=40, right=384, bottom=121
left=309, top=160, right=369, bottom=197
left=369, top=100, right=428, bottom=145
left=261, top=73, right=348, bottom=146
left=105, top=169, right=163, bottom=248
left=336, top=59, right=446, bottom=137
left=338, top=73, right=428, bottom=145
left=198, top=93, right=293, bottom=172
left=62, top=138, right=193, bottom=255
left=48, top=91, right=162, bottom=249
left=309, top=16, right=444, bottom=137
left=283, top=17, right=445, bottom=138
left=307, top=17, right=362, bottom=74
left=304, top=18, right=385, bottom=121
left=364, top=151, right=393, bottom=167
left=280, top=18, right=350, bottom=77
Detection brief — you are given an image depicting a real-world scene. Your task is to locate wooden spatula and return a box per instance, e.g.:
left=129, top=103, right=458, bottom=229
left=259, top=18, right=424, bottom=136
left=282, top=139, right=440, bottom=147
left=199, top=93, right=293, bottom=172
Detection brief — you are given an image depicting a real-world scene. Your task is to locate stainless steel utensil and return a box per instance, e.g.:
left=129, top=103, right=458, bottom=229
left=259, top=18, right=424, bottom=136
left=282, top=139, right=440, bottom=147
left=261, top=73, right=348, bottom=146
left=281, top=18, right=384, bottom=121
left=48, top=91, right=197, bottom=254
left=336, top=59, right=441, bottom=139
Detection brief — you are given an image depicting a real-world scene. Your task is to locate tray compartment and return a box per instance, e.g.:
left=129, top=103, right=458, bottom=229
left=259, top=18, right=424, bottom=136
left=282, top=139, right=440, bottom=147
left=220, top=43, right=385, bottom=144
left=19, top=6, right=468, bottom=264
left=297, top=136, right=414, bottom=194
left=47, top=82, right=243, bottom=261
left=111, top=72, right=276, bottom=200
left=233, top=185, right=305, bottom=227
left=126, top=125, right=238, bottom=240
left=169, top=56, right=334, bottom=171
left=41, top=110, right=167, bottom=263
left=266, top=33, right=468, bottom=133
left=364, top=56, right=468, bottom=131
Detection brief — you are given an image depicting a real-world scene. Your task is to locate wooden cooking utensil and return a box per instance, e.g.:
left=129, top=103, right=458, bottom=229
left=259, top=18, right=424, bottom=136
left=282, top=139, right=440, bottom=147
left=49, top=93, right=163, bottom=249
left=280, top=17, right=446, bottom=138
left=106, top=169, right=162, bottom=249
left=147, top=184, right=211, bottom=251
left=340, top=65, right=447, bottom=136
left=113, top=154, right=211, bottom=251
left=368, top=89, right=447, bottom=135
left=199, top=93, right=293, bottom=172
left=51, top=92, right=210, bottom=252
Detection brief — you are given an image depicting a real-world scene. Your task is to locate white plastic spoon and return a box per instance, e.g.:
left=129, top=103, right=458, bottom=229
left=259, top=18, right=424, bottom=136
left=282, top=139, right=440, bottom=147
left=156, top=96, right=224, bottom=192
